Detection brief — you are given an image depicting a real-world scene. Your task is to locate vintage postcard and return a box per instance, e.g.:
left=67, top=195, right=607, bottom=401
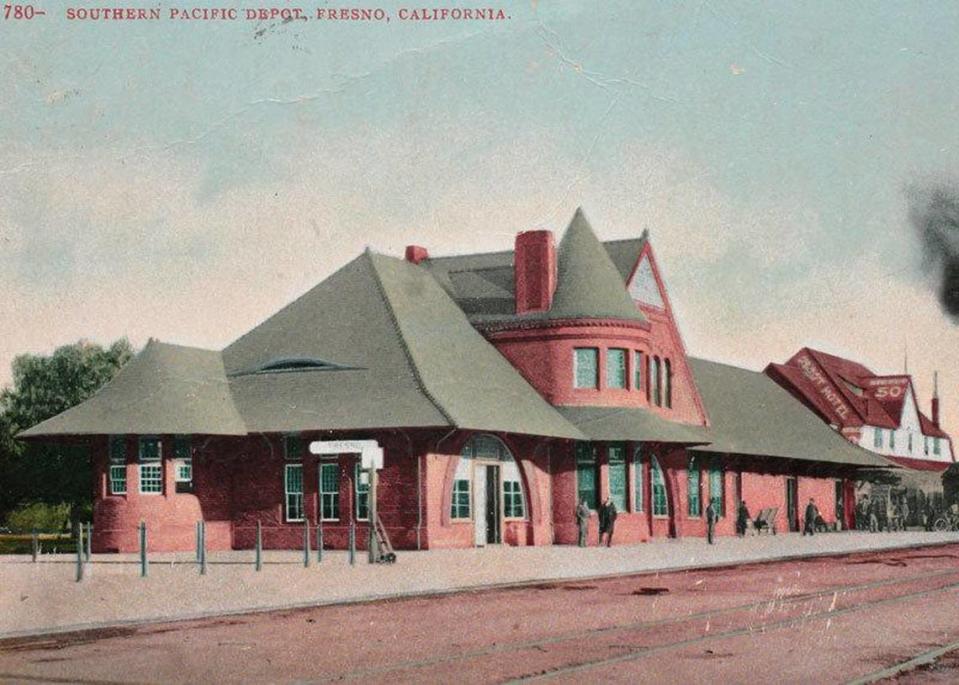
left=2, top=2, right=959, bottom=683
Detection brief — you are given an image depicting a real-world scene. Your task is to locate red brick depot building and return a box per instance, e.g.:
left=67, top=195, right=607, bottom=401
left=21, top=209, right=892, bottom=552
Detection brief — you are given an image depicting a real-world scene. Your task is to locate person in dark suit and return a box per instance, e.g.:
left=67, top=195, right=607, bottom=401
left=736, top=500, right=750, bottom=537
left=576, top=498, right=590, bottom=547
left=598, top=498, right=617, bottom=547
left=803, top=498, right=819, bottom=536
left=706, top=499, right=717, bottom=544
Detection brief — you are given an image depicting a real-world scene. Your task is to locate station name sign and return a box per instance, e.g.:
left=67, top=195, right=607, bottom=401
left=309, top=440, right=383, bottom=470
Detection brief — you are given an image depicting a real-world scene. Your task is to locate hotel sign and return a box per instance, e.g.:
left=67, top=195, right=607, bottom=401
left=795, top=355, right=851, bottom=420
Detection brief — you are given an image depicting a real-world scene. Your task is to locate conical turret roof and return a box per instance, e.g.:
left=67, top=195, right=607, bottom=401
left=546, top=208, right=647, bottom=323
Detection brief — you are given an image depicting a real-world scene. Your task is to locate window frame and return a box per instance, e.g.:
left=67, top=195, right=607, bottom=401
left=503, top=480, right=525, bottom=519
left=687, top=456, right=701, bottom=518
left=874, top=428, right=883, bottom=449
left=632, top=449, right=645, bottom=514
left=608, top=443, right=627, bottom=511
left=652, top=356, right=662, bottom=406
left=606, top=348, right=627, bottom=390
left=319, top=462, right=340, bottom=522
left=934, top=437, right=941, bottom=456
left=651, top=456, right=668, bottom=517
left=137, top=437, right=163, bottom=495
left=634, top=350, right=644, bottom=394
left=354, top=462, right=370, bottom=521
left=284, top=463, right=304, bottom=522
left=664, top=358, right=672, bottom=408
left=708, top=457, right=725, bottom=517
left=575, top=442, right=598, bottom=511
left=450, top=476, right=472, bottom=520
left=284, top=434, right=302, bottom=461
left=173, top=437, right=193, bottom=493
left=573, top=347, right=599, bottom=390
left=108, top=437, right=127, bottom=495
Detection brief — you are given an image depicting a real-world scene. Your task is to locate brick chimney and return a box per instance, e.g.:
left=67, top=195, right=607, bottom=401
left=932, top=371, right=940, bottom=428
left=405, top=245, right=429, bottom=265
left=514, top=230, right=556, bottom=314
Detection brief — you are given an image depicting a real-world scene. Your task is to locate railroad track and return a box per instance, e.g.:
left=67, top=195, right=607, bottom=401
left=313, top=566, right=959, bottom=683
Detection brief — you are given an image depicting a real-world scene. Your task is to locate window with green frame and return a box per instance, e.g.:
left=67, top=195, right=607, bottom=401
left=651, top=457, right=668, bottom=516
left=284, top=463, right=304, bottom=522
left=574, top=348, right=599, bottom=389
left=504, top=481, right=524, bottom=518
left=889, top=430, right=896, bottom=450
left=174, top=437, right=192, bottom=493
left=320, top=462, right=340, bottom=521
left=138, top=437, right=162, bottom=494
left=633, top=450, right=644, bottom=513
left=708, top=457, right=724, bottom=517
left=354, top=463, right=369, bottom=521
left=934, top=437, right=941, bottom=455
left=575, top=443, right=597, bottom=510
left=664, top=359, right=672, bottom=408
left=652, top=357, right=662, bottom=406
left=451, top=478, right=471, bottom=519
left=606, top=348, right=627, bottom=389
left=874, top=428, right=883, bottom=449
left=608, top=444, right=627, bottom=511
left=109, top=437, right=126, bottom=495
left=687, top=456, right=701, bottom=517
left=634, top=351, right=644, bottom=394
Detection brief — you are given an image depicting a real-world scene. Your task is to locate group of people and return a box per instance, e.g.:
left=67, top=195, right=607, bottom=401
left=855, top=494, right=925, bottom=532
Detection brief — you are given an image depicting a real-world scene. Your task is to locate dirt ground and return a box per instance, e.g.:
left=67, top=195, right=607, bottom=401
left=2, top=543, right=959, bottom=684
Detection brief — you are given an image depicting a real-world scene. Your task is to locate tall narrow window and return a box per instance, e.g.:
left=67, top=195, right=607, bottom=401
left=889, top=430, right=896, bottom=450
left=138, top=437, right=162, bottom=494
left=652, top=357, right=662, bottom=406
left=633, top=450, right=644, bottom=513
left=634, top=351, right=644, bottom=393
left=687, top=456, right=701, bottom=517
left=502, top=457, right=526, bottom=519
left=354, top=463, right=370, bottom=521
left=576, top=443, right=597, bottom=510
left=908, top=432, right=913, bottom=453
left=450, top=454, right=472, bottom=520
left=874, top=428, right=883, bottom=449
left=708, top=457, right=725, bottom=517
left=646, top=354, right=652, bottom=397
left=320, top=463, right=340, bottom=521
left=285, top=464, right=304, bottom=521
left=925, top=436, right=929, bottom=455
left=608, top=444, right=627, bottom=511
left=174, top=437, right=192, bottom=493
left=651, top=456, right=668, bottom=516
left=607, top=348, right=627, bottom=390
left=574, top=348, right=599, bottom=389
left=109, top=437, right=126, bottom=495
left=934, top=437, right=941, bottom=456
left=664, top=359, right=672, bottom=408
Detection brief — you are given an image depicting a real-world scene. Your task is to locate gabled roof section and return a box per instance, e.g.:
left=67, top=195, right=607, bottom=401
left=689, top=358, right=891, bottom=467
left=546, top=208, right=647, bottom=323
left=19, top=340, right=247, bottom=437
left=224, top=250, right=585, bottom=438
left=557, top=406, right=708, bottom=444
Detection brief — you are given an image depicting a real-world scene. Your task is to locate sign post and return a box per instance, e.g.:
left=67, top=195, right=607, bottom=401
left=309, top=440, right=384, bottom=564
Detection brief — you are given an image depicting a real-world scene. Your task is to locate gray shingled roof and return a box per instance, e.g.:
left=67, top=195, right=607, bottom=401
left=223, top=250, right=586, bottom=438
left=421, top=210, right=648, bottom=324
left=19, top=340, right=247, bottom=437
left=688, top=358, right=893, bottom=467
left=557, top=406, right=709, bottom=444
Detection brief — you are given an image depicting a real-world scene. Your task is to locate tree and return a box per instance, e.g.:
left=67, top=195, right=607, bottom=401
left=0, top=339, right=134, bottom=524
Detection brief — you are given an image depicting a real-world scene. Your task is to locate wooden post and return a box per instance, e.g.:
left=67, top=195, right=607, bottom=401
left=255, top=520, right=262, bottom=572
left=84, top=522, right=92, bottom=562
left=139, top=522, right=147, bottom=578
left=348, top=521, right=355, bottom=566
left=199, top=520, right=207, bottom=575
left=31, top=527, right=38, bottom=563
left=303, top=519, right=310, bottom=568
left=195, top=521, right=201, bottom=562
left=75, top=523, right=84, bottom=582
left=316, top=520, right=322, bottom=564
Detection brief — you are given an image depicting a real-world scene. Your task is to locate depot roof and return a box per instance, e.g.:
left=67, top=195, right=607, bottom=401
left=688, top=358, right=893, bottom=467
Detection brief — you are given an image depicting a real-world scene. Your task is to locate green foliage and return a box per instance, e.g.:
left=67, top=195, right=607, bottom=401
left=4, top=502, right=72, bottom=533
left=0, top=339, right=134, bottom=521
left=855, top=469, right=902, bottom=488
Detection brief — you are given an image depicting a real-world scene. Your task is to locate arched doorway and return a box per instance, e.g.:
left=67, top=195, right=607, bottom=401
left=453, top=434, right=527, bottom=546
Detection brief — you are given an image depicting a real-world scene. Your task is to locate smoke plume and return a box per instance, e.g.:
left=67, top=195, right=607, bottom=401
left=907, top=182, right=959, bottom=322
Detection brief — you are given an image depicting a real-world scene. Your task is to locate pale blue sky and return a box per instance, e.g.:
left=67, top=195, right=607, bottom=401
left=2, top=1, right=958, bottom=430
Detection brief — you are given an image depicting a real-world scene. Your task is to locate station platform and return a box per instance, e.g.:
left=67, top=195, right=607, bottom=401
left=3, top=530, right=959, bottom=639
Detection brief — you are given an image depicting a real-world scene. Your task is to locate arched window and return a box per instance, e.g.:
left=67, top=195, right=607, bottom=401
left=687, top=455, right=700, bottom=517
left=652, top=356, right=662, bottom=406
left=453, top=434, right=527, bottom=520
left=651, top=456, right=668, bottom=516
left=664, top=359, right=672, bottom=409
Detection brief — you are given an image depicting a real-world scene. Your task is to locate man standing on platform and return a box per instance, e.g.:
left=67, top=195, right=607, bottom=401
left=706, top=499, right=717, bottom=544
left=576, top=497, right=590, bottom=547
left=598, top=498, right=617, bottom=547
left=803, top=498, right=819, bottom=536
